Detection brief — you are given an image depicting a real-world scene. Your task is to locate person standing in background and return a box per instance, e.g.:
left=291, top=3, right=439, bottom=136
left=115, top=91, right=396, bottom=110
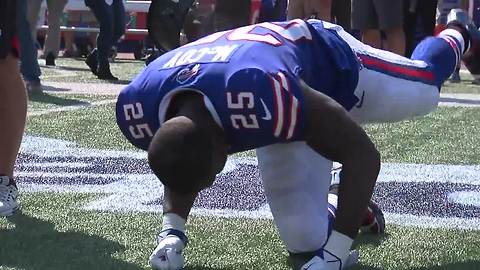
left=287, top=0, right=332, bottom=20
left=63, top=10, right=98, bottom=58
left=17, top=0, right=43, bottom=94
left=84, top=0, right=125, bottom=81
left=27, top=0, right=68, bottom=66
left=0, top=0, right=28, bottom=216
left=331, top=0, right=351, bottom=32
left=403, top=0, right=439, bottom=57
left=352, top=0, right=406, bottom=55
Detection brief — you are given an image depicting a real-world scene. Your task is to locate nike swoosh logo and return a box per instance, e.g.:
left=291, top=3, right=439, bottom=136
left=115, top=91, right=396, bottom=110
left=260, top=99, right=272, bottom=120
left=355, top=90, right=365, bottom=108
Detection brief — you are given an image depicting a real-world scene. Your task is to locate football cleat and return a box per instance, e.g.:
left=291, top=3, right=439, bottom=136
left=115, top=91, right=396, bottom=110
left=446, top=9, right=480, bottom=81
left=360, top=199, right=386, bottom=234
left=328, top=182, right=386, bottom=234
left=446, top=8, right=480, bottom=52
left=0, top=176, right=19, bottom=216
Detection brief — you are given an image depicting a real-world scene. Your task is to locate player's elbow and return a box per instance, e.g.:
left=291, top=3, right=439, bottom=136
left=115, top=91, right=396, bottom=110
left=369, top=146, right=381, bottom=178
left=358, top=141, right=381, bottom=185
left=345, top=137, right=381, bottom=184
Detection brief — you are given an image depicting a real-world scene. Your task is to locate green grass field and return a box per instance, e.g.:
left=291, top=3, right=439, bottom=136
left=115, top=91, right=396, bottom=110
left=0, top=59, right=479, bottom=270
left=1, top=193, right=479, bottom=270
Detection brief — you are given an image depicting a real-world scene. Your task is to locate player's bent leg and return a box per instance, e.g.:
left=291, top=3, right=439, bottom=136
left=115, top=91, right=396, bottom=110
left=256, top=142, right=332, bottom=253
left=324, top=19, right=464, bottom=124
left=348, top=66, right=440, bottom=124
left=347, top=34, right=464, bottom=124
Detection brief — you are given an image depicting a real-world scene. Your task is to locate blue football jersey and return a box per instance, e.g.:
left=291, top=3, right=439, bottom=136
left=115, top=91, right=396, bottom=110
left=116, top=19, right=360, bottom=153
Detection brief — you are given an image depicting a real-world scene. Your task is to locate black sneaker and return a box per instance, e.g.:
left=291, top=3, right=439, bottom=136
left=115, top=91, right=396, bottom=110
left=85, top=49, right=98, bottom=75
left=328, top=182, right=385, bottom=234
left=45, top=52, right=56, bottom=66
left=97, top=68, right=118, bottom=81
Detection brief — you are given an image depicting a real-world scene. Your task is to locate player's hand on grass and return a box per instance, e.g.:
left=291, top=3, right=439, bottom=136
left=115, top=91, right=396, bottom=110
left=149, top=229, right=188, bottom=270
left=300, top=249, right=358, bottom=270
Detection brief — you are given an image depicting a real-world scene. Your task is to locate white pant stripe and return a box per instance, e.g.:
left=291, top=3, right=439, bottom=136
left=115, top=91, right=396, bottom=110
left=272, top=77, right=284, bottom=137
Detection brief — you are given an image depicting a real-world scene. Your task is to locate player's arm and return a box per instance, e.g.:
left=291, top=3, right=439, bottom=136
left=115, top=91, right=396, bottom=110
left=162, top=188, right=198, bottom=220
left=147, top=188, right=197, bottom=270
left=148, top=91, right=228, bottom=270
left=301, top=80, right=380, bottom=267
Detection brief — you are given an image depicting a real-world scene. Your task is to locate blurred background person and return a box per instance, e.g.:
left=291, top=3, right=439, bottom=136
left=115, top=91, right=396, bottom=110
left=352, top=0, right=406, bottom=55
left=403, top=0, right=439, bottom=57
left=0, top=0, right=27, bottom=216
left=63, top=10, right=98, bottom=58
left=287, top=0, right=332, bottom=20
left=84, top=0, right=126, bottom=81
left=17, top=0, right=43, bottom=94
left=331, top=0, right=351, bottom=32
left=27, top=0, right=68, bottom=66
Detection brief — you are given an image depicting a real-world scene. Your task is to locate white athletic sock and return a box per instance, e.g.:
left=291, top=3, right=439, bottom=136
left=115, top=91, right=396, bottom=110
left=438, top=28, right=467, bottom=54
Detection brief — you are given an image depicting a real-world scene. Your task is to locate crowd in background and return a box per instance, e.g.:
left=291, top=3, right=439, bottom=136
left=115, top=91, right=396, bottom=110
left=15, top=0, right=480, bottom=94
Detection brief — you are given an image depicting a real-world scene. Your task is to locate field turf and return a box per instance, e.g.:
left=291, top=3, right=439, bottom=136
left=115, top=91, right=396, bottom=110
left=0, top=58, right=479, bottom=270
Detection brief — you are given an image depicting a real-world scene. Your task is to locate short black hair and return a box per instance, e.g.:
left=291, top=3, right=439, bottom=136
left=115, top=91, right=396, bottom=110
left=148, top=116, right=214, bottom=194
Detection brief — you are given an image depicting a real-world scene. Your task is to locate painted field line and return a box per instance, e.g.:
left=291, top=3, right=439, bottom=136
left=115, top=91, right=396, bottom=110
left=28, top=99, right=117, bottom=117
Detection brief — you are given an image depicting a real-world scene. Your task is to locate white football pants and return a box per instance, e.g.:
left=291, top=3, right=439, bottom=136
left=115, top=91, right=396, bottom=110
left=258, top=21, right=463, bottom=253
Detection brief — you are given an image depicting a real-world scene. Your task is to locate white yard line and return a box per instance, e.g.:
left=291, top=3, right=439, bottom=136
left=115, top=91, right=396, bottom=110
left=28, top=99, right=117, bottom=117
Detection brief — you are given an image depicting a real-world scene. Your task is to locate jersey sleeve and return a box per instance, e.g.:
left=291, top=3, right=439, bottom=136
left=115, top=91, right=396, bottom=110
left=116, top=85, right=159, bottom=151
left=222, top=68, right=307, bottom=153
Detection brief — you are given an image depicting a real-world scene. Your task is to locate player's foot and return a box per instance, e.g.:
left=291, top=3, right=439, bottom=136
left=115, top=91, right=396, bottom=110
left=85, top=49, right=98, bottom=75
left=447, top=9, right=480, bottom=80
left=0, top=176, right=19, bottom=217
left=446, top=9, right=480, bottom=52
left=328, top=183, right=386, bottom=234
left=360, top=199, right=386, bottom=234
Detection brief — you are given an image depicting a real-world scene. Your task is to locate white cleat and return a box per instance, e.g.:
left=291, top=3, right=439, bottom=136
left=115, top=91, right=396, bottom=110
left=0, top=176, right=19, bottom=217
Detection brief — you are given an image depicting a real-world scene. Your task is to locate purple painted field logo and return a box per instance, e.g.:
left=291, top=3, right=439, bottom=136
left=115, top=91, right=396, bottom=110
left=18, top=136, right=480, bottom=230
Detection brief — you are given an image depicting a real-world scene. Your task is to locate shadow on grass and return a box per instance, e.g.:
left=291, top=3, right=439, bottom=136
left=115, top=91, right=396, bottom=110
left=106, top=79, right=132, bottom=85
left=41, top=64, right=92, bottom=73
left=0, top=211, right=143, bottom=270
left=29, top=92, right=90, bottom=106
left=413, top=261, right=480, bottom=270
left=184, top=266, right=239, bottom=270
left=349, top=261, right=480, bottom=270
left=353, top=232, right=391, bottom=248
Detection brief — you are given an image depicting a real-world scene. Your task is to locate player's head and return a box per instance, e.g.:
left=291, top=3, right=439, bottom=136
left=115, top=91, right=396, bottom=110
left=147, top=97, right=228, bottom=194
